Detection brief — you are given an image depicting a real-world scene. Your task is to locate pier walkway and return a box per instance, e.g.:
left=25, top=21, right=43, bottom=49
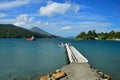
left=62, top=43, right=101, bottom=80
left=65, top=43, right=88, bottom=63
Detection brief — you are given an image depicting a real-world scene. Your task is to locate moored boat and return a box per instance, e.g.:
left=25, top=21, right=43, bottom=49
left=114, top=38, right=120, bottom=41
left=58, top=43, right=65, bottom=47
left=25, top=36, right=35, bottom=41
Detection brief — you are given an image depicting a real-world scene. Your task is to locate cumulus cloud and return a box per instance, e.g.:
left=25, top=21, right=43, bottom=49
left=39, top=2, right=80, bottom=17
left=14, top=22, right=28, bottom=27
left=0, top=0, right=29, bottom=9
left=16, top=14, right=33, bottom=23
left=14, top=14, right=49, bottom=29
left=0, top=13, right=7, bottom=18
left=14, top=14, right=34, bottom=28
left=16, top=14, right=28, bottom=22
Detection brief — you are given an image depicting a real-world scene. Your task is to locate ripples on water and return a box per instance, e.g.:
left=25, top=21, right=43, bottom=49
left=0, top=38, right=120, bottom=80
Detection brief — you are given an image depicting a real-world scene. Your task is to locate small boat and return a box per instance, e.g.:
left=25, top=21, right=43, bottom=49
left=114, top=38, right=120, bottom=41
left=58, top=43, right=65, bottom=47
left=25, top=36, right=35, bottom=41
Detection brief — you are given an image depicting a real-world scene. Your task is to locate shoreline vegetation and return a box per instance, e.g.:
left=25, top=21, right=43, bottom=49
left=76, top=30, right=120, bottom=40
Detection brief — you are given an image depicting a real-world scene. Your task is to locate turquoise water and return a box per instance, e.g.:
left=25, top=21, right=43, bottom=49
left=0, top=38, right=120, bottom=80
left=73, top=40, right=120, bottom=80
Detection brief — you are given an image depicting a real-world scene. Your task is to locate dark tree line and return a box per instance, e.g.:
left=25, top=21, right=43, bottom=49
left=76, top=30, right=120, bottom=40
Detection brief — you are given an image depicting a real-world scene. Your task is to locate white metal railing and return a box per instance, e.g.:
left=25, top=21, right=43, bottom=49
left=65, top=43, right=88, bottom=63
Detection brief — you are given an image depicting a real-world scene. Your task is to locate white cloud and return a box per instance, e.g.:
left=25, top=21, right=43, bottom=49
left=0, top=0, right=29, bottom=9
left=14, top=22, right=27, bottom=27
left=16, top=14, right=28, bottom=22
left=61, top=26, right=71, bottom=30
left=39, top=2, right=80, bottom=17
left=39, top=2, right=70, bottom=17
left=13, top=14, right=49, bottom=29
left=0, top=13, right=7, bottom=18
left=14, top=14, right=34, bottom=28
left=15, top=14, right=33, bottom=23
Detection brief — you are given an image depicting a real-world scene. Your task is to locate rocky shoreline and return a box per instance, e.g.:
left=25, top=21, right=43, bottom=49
left=40, top=63, right=110, bottom=80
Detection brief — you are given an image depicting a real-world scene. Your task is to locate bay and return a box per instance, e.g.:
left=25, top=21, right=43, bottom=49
left=0, top=38, right=120, bottom=80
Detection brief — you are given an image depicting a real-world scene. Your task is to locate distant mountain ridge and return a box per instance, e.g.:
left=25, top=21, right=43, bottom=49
left=0, top=24, right=57, bottom=38
left=30, top=27, right=59, bottom=37
left=30, top=27, right=51, bottom=35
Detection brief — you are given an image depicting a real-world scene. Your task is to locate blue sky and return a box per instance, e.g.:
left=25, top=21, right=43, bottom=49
left=0, top=0, right=120, bottom=37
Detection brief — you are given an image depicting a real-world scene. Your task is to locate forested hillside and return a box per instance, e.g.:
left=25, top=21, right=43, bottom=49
left=76, top=30, right=120, bottom=40
left=0, top=24, right=57, bottom=38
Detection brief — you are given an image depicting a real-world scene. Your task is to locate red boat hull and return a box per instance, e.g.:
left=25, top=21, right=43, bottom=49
left=25, top=38, right=35, bottom=41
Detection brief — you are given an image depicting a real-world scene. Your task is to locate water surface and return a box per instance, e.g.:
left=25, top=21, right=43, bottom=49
left=0, top=38, right=67, bottom=80
left=0, top=38, right=120, bottom=80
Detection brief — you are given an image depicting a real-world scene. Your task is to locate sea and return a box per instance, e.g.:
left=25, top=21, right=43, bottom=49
left=0, top=38, right=120, bottom=80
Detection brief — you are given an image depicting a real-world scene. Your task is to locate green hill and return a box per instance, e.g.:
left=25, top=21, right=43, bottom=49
left=0, top=24, right=57, bottom=38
